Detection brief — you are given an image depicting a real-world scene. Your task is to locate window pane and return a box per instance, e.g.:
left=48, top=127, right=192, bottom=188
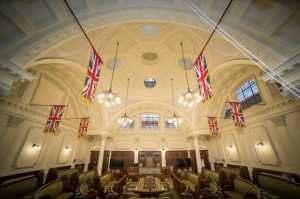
left=224, top=105, right=231, bottom=119
left=141, top=113, right=159, bottom=129
left=237, top=93, right=245, bottom=101
left=236, top=79, right=262, bottom=110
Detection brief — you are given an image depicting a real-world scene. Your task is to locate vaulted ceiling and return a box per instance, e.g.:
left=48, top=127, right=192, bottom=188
left=1, top=0, right=299, bottom=135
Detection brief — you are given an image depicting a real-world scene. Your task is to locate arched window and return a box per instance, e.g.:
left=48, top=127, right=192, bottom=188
left=224, top=104, right=231, bottom=119
left=236, top=79, right=262, bottom=110
left=141, top=113, right=159, bottom=129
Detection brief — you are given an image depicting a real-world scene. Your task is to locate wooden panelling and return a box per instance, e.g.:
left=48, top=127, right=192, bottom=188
left=188, top=150, right=197, bottom=173
left=165, top=151, right=188, bottom=171
left=138, top=151, right=161, bottom=167
left=88, top=151, right=99, bottom=171
left=111, top=151, right=134, bottom=174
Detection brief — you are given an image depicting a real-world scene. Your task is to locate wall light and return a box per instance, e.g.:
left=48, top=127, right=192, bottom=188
left=32, top=144, right=40, bottom=149
left=255, top=143, right=264, bottom=148
left=226, top=146, right=233, bottom=150
left=65, top=146, right=71, bottom=150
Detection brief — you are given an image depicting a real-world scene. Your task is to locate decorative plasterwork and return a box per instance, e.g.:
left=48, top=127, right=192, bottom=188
left=270, top=115, right=286, bottom=127
left=0, top=98, right=78, bottom=130
left=227, top=31, right=281, bottom=66
left=260, top=52, right=300, bottom=99
left=11, top=13, right=281, bottom=73
left=0, top=56, right=35, bottom=96
left=6, top=115, right=25, bottom=128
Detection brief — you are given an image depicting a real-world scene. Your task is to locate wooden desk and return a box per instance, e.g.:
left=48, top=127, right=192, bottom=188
left=135, top=177, right=164, bottom=197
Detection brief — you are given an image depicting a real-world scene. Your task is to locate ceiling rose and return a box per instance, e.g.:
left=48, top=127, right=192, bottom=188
left=142, top=52, right=159, bottom=65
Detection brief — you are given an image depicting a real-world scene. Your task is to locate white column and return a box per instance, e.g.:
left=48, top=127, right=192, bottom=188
left=107, top=150, right=112, bottom=171
left=134, top=150, right=139, bottom=163
left=161, top=150, right=166, bottom=167
left=97, top=135, right=107, bottom=175
left=193, top=134, right=202, bottom=173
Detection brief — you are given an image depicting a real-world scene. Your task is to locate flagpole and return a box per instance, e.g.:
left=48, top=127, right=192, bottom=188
left=227, top=101, right=266, bottom=105
left=64, top=116, right=100, bottom=120
left=202, top=0, right=233, bottom=51
left=29, top=104, right=69, bottom=106
left=64, top=0, right=94, bottom=48
left=64, top=117, right=87, bottom=120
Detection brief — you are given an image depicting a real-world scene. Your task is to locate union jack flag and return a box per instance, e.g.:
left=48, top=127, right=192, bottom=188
left=78, top=117, right=89, bottom=138
left=43, top=105, right=65, bottom=133
left=81, top=47, right=103, bottom=103
left=194, top=49, right=213, bottom=102
left=207, top=116, right=219, bottom=135
left=229, top=102, right=245, bottom=127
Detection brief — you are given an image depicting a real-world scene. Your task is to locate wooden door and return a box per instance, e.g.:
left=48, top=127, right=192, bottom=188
left=88, top=151, right=99, bottom=171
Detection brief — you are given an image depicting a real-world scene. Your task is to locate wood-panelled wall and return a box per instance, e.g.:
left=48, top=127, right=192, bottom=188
left=111, top=151, right=134, bottom=174
left=165, top=151, right=188, bottom=171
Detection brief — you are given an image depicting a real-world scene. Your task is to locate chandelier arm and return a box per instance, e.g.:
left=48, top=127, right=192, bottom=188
left=171, top=79, right=176, bottom=115
left=109, top=42, right=119, bottom=91
left=125, top=78, right=130, bottom=115
left=180, top=42, right=190, bottom=91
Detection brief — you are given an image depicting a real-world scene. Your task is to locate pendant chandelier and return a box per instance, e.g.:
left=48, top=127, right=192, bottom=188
left=178, top=43, right=202, bottom=107
left=118, top=79, right=133, bottom=126
left=168, top=79, right=183, bottom=126
left=97, top=42, right=121, bottom=107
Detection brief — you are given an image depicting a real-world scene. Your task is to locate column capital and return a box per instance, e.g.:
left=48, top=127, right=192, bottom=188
left=192, top=134, right=200, bottom=139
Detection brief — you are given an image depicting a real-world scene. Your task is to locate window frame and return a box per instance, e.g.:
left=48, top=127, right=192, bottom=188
left=235, top=77, right=263, bottom=110
left=140, top=113, right=159, bottom=130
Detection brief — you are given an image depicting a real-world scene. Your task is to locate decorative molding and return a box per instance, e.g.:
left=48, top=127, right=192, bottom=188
left=6, top=115, right=25, bottom=128
left=0, top=56, right=35, bottom=96
left=11, top=11, right=281, bottom=74
left=227, top=31, right=281, bottom=66
left=270, top=115, right=286, bottom=127
left=0, top=98, right=78, bottom=130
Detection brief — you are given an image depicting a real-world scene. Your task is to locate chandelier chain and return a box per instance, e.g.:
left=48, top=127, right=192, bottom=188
left=171, top=79, right=175, bottom=115
left=125, top=78, right=129, bottom=115
left=180, top=42, right=190, bottom=91
left=110, top=42, right=119, bottom=91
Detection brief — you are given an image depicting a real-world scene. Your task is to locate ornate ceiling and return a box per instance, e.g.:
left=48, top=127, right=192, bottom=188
left=0, top=0, right=299, bottom=135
